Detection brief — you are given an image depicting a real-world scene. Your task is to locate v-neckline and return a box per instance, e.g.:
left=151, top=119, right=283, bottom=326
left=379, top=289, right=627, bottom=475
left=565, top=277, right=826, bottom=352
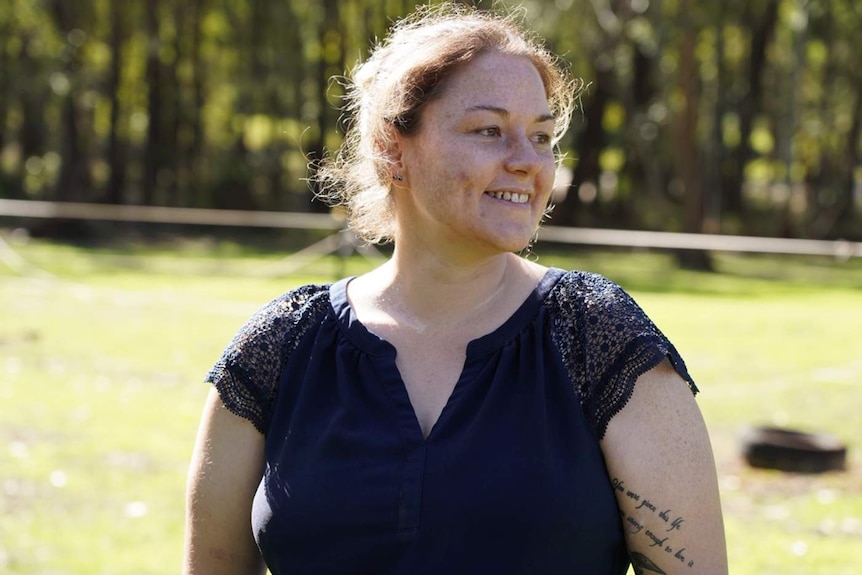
left=329, top=267, right=566, bottom=441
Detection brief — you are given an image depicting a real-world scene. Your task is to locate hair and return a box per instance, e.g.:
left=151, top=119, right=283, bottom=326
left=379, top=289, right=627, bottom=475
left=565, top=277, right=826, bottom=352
left=314, top=3, right=581, bottom=245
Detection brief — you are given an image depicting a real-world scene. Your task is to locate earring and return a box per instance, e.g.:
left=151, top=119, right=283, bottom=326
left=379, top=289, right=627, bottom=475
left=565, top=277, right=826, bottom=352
left=392, top=174, right=404, bottom=182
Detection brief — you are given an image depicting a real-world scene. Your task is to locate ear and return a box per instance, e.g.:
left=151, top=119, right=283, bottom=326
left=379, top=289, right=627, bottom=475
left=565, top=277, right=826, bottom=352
left=382, top=128, right=405, bottom=168
left=379, top=129, right=407, bottom=183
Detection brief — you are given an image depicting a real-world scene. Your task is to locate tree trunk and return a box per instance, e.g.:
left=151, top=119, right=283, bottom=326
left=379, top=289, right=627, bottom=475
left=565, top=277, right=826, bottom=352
left=805, top=10, right=843, bottom=238
left=835, top=76, right=862, bottom=235
left=703, top=19, right=726, bottom=235
left=50, top=0, right=91, bottom=204
left=18, top=34, right=47, bottom=186
left=106, top=0, right=127, bottom=205
left=143, top=0, right=161, bottom=205
left=189, top=0, right=207, bottom=207
left=628, top=38, right=667, bottom=218
left=674, top=5, right=712, bottom=271
left=563, top=66, right=611, bottom=226
left=0, top=16, right=9, bottom=158
left=724, top=0, right=780, bottom=218
left=307, top=0, right=345, bottom=213
left=164, top=1, right=183, bottom=206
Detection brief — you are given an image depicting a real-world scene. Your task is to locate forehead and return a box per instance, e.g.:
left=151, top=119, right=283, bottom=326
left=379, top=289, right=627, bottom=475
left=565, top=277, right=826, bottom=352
left=432, top=52, right=551, bottom=116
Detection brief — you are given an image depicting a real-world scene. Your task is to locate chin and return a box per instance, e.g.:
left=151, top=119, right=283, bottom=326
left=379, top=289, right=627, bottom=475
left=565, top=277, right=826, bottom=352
left=497, top=224, right=541, bottom=252
left=465, top=218, right=540, bottom=255
left=486, top=233, right=535, bottom=255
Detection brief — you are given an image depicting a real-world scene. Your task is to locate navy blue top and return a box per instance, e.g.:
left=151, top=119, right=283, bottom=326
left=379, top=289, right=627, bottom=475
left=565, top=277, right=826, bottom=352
left=207, top=268, right=696, bottom=575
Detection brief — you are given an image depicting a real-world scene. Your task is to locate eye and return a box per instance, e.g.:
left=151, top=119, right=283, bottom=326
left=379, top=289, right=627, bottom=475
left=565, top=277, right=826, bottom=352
left=532, top=132, right=552, bottom=146
left=477, top=126, right=501, bottom=137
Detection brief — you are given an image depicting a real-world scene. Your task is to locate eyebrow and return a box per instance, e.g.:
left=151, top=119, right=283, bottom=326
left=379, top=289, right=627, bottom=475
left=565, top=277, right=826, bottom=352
left=466, top=104, right=556, bottom=124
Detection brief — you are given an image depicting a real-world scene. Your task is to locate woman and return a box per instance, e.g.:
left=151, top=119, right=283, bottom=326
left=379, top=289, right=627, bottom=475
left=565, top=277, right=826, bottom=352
left=184, top=5, right=727, bottom=574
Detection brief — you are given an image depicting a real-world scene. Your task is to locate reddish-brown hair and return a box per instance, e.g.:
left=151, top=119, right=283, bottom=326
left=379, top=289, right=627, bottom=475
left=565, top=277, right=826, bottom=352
left=315, top=3, right=580, bottom=244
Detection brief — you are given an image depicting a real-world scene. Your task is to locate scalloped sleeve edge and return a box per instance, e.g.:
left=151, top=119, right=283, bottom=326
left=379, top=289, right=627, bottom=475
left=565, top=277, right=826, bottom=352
left=205, top=362, right=269, bottom=434
left=593, top=334, right=698, bottom=441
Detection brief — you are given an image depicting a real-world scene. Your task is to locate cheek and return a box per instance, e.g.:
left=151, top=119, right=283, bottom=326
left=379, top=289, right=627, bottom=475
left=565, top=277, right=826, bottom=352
left=538, top=161, right=557, bottom=191
left=428, top=153, right=480, bottom=192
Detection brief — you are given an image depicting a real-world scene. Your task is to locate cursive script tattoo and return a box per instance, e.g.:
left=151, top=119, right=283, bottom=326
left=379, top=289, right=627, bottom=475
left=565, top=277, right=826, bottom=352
left=613, top=477, right=698, bottom=569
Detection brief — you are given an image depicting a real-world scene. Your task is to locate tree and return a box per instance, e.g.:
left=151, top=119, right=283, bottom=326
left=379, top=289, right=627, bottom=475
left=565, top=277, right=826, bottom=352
left=0, top=0, right=856, bottom=240
left=49, top=0, right=94, bottom=203
left=725, top=0, right=780, bottom=218
left=105, top=0, right=128, bottom=204
left=673, top=0, right=713, bottom=270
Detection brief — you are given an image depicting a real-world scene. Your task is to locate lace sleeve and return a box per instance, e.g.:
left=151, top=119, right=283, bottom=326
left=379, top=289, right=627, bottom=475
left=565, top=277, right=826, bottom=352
left=204, top=284, right=330, bottom=434
left=550, top=272, right=697, bottom=440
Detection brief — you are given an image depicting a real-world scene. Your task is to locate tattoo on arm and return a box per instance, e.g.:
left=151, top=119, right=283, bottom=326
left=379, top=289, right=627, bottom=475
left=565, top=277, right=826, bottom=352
left=612, top=477, right=698, bottom=570
left=631, top=552, right=667, bottom=575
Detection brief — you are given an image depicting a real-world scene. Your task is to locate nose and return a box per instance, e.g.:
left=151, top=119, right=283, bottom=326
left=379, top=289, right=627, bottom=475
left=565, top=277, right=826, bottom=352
left=504, top=133, right=546, bottom=176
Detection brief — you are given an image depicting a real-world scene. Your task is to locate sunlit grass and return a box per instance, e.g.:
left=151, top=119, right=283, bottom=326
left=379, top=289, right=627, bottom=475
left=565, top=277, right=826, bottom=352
left=1, top=235, right=860, bottom=574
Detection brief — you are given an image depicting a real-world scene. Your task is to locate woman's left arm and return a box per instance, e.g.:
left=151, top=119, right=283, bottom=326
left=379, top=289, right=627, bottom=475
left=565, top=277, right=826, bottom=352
left=601, top=360, right=728, bottom=575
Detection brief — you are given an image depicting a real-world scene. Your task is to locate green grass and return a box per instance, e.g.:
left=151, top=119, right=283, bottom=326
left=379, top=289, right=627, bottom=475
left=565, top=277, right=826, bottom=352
left=1, top=235, right=861, bottom=574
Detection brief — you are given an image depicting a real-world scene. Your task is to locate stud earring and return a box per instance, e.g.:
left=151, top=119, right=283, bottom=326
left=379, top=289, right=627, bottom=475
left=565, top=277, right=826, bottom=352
left=392, top=174, right=404, bottom=182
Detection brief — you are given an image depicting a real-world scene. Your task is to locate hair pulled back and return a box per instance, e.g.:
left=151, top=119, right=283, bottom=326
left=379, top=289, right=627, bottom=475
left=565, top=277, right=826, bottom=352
left=314, top=3, right=580, bottom=245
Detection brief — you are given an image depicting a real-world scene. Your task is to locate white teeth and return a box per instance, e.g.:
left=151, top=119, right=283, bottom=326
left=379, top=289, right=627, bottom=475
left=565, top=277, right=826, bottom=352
left=487, top=191, right=528, bottom=204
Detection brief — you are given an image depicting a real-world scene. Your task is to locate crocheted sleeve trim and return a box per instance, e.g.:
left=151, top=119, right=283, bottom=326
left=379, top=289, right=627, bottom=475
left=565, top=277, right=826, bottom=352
left=549, top=271, right=697, bottom=440
left=204, top=284, right=331, bottom=434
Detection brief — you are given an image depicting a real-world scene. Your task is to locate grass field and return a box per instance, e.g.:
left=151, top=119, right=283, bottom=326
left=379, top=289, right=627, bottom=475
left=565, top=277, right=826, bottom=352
left=1, top=233, right=861, bottom=574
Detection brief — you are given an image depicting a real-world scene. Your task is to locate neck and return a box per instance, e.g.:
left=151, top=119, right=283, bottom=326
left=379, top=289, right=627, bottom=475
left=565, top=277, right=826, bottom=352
left=380, top=248, right=520, bottom=324
left=362, top=244, right=531, bottom=331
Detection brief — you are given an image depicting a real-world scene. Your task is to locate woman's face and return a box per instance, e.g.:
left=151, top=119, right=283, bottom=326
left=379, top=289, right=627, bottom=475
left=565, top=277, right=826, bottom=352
left=392, top=51, right=557, bottom=259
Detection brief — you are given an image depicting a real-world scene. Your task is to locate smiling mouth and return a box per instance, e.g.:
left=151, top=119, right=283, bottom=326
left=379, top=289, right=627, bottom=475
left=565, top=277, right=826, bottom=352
left=485, top=191, right=529, bottom=204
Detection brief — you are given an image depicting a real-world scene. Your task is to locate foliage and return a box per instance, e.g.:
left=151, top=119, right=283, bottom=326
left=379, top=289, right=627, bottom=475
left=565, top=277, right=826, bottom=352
left=0, top=0, right=860, bottom=231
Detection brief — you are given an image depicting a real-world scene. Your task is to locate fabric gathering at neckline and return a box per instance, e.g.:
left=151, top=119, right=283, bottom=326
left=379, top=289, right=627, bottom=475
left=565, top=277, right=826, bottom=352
left=328, top=267, right=568, bottom=358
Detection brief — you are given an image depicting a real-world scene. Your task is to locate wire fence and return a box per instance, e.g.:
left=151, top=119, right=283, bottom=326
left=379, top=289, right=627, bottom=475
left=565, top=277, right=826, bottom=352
left=1, top=198, right=859, bottom=259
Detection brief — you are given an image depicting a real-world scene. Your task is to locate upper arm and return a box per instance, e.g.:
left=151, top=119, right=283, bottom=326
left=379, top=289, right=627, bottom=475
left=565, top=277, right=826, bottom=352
left=601, top=360, right=727, bottom=575
left=184, top=388, right=267, bottom=575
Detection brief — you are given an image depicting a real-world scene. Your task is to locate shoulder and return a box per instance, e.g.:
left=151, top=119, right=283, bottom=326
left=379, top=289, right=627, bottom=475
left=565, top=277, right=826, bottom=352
left=205, top=283, right=332, bottom=434
left=252, top=283, right=331, bottom=324
left=547, top=269, right=657, bottom=359
left=219, top=282, right=333, bottom=374
left=222, top=283, right=331, bottom=357
left=551, top=269, right=677, bottom=338
left=546, top=269, right=696, bottom=439
left=546, top=269, right=642, bottom=325
left=547, top=269, right=624, bottom=300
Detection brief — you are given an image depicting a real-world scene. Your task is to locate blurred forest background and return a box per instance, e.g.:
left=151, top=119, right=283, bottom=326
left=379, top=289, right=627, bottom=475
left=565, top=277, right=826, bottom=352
left=2, top=0, right=861, bottom=242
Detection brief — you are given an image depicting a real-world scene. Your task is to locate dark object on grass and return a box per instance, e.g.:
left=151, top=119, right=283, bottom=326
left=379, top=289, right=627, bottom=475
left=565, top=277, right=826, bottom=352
left=742, top=426, right=847, bottom=473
